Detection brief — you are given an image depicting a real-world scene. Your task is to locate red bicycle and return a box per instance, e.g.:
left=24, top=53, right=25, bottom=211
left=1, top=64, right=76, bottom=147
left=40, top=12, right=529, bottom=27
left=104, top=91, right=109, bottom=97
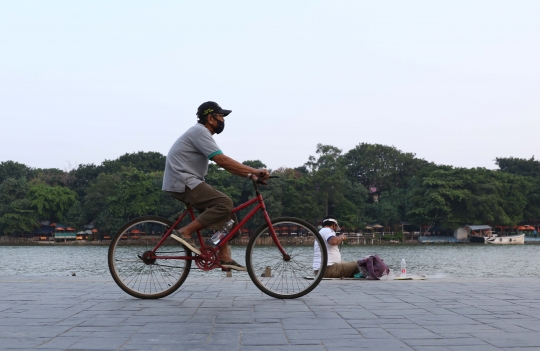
left=108, top=177, right=328, bottom=299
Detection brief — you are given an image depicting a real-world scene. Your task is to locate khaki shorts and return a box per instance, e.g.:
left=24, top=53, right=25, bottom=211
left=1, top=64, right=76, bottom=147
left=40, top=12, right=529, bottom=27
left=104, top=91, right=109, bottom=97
left=168, top=182, right=238, bottom=233
left=321, top=261, right=359, bottom=278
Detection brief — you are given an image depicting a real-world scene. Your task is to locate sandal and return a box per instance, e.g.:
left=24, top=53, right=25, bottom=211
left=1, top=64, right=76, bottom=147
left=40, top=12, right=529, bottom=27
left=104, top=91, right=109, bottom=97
left=220, top=259, right=247, bottom=271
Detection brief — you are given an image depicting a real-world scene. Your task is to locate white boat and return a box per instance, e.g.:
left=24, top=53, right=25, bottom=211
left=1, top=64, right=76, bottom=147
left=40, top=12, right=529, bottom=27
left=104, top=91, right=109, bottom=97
left=485, top=234, right=525, bottom=245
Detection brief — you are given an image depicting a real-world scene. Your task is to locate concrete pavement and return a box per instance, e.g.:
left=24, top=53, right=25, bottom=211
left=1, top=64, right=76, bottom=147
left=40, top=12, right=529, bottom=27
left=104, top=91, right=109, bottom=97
left=1, top=275, right=540, bottom=350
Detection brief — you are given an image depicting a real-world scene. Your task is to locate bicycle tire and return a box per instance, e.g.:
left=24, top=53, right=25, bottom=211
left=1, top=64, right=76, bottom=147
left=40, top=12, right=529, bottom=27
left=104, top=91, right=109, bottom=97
left=108, top=216, right=192, bottom=299
left=246, top=217, right=327, bottom=299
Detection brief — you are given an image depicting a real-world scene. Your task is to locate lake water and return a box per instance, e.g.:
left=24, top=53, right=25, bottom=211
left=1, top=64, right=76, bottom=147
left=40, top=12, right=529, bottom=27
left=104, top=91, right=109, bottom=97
left=1, top=244, right=539, bottom=278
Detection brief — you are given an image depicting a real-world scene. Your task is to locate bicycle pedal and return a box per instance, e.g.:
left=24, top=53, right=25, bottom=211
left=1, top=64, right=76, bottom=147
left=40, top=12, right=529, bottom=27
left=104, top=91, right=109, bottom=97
left=170, top=234, right=202, bottom=255
left=221, top=268, right=231, bottom=272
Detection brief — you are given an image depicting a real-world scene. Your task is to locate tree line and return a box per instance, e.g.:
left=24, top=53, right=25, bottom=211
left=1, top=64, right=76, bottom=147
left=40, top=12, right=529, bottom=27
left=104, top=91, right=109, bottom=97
left=1, top=144, right=539, bottom=236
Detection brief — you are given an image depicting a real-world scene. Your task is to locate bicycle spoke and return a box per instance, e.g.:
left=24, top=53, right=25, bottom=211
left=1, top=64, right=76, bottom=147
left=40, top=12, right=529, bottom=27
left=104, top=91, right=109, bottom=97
left=108, top=217, right=192, bottom=298
left=247, top=218, right=326, bottom=299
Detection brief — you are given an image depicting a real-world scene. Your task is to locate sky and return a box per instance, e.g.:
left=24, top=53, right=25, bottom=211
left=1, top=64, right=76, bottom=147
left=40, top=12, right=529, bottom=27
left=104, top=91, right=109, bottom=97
left=1, top=1, right=539, bottom=171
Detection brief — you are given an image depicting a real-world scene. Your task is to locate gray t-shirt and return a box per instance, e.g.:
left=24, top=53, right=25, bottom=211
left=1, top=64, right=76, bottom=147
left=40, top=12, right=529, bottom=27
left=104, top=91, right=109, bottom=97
left=162, top=123, right=223, bottom=193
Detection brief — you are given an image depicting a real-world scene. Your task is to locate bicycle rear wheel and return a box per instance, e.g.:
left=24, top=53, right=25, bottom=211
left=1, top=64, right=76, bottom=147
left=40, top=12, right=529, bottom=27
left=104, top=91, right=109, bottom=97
left=246, top=217, right=327, bottom=299
left=108, top=216, right=191, bottom=299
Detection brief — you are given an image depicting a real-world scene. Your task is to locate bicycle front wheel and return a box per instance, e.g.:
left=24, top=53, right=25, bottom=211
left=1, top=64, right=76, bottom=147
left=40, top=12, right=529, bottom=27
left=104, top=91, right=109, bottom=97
left=246, top=217, right=327, bottom=299
left=108, top=216, right=192, bottom=299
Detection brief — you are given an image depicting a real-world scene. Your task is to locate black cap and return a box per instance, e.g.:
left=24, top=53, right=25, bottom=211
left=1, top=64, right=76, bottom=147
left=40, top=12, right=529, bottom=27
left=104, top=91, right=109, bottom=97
left=197, top=101, right=232, bottom=118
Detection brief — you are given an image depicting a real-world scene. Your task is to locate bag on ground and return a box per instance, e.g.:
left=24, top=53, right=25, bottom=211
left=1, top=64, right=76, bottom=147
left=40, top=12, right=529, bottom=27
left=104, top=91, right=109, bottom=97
left=357, top=254, right=389, bottom=280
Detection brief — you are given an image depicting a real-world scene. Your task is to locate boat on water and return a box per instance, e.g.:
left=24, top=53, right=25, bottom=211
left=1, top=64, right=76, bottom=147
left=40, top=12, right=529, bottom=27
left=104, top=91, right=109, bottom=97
left=455, top=225, right=494, bottom=243
left=469, top=236, right=488, bottom=243
left=486, top=234, right=525, bottom=244
left=454, top=224, right=525, bottom=244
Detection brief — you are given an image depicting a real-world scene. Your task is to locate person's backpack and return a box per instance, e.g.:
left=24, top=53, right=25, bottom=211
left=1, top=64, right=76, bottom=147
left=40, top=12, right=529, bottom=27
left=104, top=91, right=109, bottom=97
left=357, top=254, right=389, bottom=280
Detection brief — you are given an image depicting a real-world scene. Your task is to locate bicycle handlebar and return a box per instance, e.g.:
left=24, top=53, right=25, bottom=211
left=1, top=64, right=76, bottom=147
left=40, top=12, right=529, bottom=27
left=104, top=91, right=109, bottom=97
left=250, top=175, right=279, bottom=189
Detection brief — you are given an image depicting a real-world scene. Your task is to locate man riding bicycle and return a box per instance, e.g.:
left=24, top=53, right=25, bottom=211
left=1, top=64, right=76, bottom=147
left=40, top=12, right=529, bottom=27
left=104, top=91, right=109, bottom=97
left=162, top=101, right=269, bottom=271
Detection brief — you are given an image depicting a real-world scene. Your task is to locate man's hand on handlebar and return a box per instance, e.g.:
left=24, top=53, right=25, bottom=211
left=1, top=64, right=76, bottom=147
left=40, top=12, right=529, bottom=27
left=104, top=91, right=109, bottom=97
left=249, top=169, right=270, bottom=184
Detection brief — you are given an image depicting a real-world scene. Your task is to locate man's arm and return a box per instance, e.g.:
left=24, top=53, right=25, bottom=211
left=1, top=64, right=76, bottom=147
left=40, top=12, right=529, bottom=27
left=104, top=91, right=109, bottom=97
left=327, top=234, right=346, bottom=246
left=212, top=154, right=269, bottom=179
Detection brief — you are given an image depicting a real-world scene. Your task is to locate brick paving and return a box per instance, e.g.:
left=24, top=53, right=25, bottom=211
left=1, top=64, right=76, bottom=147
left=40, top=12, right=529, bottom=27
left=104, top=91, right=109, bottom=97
left=1, top=275, right=540, bottom=350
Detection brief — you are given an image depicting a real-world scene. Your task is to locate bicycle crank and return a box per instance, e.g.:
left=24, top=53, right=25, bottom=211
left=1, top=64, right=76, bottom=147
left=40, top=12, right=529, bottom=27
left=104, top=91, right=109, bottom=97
left=195, top=247, right=219, bottom=271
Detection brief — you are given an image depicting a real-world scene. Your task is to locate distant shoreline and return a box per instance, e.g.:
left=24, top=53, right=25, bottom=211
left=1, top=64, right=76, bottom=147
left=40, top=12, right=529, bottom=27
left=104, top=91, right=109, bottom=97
left=0, top=237, right=422, bottom=246
left=1, top=240, right=539, bottom=246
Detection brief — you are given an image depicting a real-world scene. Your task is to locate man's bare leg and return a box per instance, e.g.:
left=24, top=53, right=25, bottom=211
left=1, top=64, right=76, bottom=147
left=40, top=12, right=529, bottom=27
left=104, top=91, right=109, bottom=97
left=218, top=242, right=232, bottom=262
left=176, top=219, right=205, bottom=239
left=176, top=220, right=232, bottom=261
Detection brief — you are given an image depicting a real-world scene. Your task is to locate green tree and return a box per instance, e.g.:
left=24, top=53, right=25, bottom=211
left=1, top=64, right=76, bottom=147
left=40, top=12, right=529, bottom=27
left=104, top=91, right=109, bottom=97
left=305, top=144, right=348, bottom=217
left=275, top=167, right=321, bottom=224
left=343, top=143, right=427, bottom=196
left=33, top=168, right=73, bottom=187
left=495, top=156, right=540, bottom=223
left=0, top=199, right=39, bottom=234
left=91, top=169, right=162, bottom=235
left=495, top=171, right=532, bottom=227
left=407, top=167, right=532, bottom=231
left=69, top=152, right=165, bottom=199
left=333, top=180, right=368, bottom=230
left=495, top=156, right=540, bottom=177
left=27, top=183, right=77, bottom=222
left=93, top=208, right=126, bottom=237
left=0, top=161, right=34, bottom=183
left=82, top=173, right=121, bottom=222
left=107, top=169, right=161, bottom=220
left=279, top=144, right=367, bottom=229
left=523, top=177, right=540, bottom=222
left=63, top=200, right=87, bottom=229
left=407, top=167, right=465, bottom=231
left=0, top=177, right=30, bottom=211
left=0, top=177, right=39, bottom=234
left=70, top=163, right=103, bottom=198
left=102, top=151, right=166, bottom=174
left=366, top=188, right=408, bottom=229
left=6, top=145, right=540, bottom=238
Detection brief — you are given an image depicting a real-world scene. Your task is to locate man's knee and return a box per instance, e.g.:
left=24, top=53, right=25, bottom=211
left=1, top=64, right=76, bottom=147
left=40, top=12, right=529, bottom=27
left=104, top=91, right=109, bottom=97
left=324, top=262, right=358, bottom=278
left=324, top=264, right=341, bottom=278
left=224, top=196, right=234, bottom=212
left=214, top=196, right=233, bottom=215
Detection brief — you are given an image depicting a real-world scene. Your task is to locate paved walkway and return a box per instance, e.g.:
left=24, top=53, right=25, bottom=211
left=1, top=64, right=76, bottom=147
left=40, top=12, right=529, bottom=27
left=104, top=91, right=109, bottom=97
left=1, top=275, right=540, bottom=350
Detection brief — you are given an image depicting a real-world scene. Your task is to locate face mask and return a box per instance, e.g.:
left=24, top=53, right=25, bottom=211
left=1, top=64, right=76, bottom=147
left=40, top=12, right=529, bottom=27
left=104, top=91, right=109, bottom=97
left=214, top=119, right=225, bottom=134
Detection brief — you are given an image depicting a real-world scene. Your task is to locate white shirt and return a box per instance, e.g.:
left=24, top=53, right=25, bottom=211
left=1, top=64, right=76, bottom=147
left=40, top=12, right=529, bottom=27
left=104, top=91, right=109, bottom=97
left=313, top=227, right=342, bottom=270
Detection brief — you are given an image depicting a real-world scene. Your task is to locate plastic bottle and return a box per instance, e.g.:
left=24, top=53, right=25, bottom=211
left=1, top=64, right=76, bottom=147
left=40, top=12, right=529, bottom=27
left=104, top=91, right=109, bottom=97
left=400, top=258, right=407, bottom=278
left=210, top=219, right=235, bottom=245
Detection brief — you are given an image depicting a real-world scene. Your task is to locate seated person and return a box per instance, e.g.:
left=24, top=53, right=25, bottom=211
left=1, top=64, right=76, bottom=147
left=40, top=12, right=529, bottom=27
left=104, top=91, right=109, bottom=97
left=313, top=216, right=360, bottom=278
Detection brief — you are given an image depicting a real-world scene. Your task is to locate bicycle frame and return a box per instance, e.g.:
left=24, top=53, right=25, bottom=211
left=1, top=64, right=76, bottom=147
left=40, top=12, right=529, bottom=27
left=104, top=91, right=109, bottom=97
left=149, top=180, right=289, bottom=263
